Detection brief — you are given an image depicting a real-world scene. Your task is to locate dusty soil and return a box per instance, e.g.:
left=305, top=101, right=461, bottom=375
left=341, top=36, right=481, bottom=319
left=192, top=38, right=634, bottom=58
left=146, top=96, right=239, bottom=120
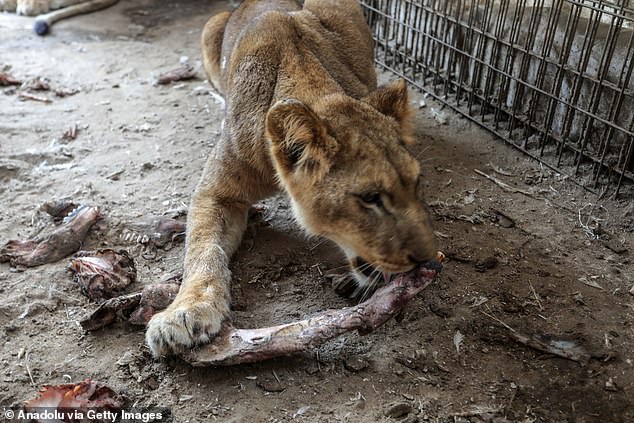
left=1, top=1, right=633, bottom=422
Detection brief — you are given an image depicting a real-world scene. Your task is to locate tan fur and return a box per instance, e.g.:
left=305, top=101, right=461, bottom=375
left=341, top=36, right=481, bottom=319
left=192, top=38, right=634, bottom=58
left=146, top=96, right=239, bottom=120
left=146, top=0, right=438, bottom=357
left=0, top=0, right=85, bottom=16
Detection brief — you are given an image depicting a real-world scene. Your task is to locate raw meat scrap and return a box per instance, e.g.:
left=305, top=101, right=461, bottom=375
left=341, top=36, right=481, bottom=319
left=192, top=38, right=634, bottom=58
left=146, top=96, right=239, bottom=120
left=80, top=275, right=181, bottom=331
left=24, top=379, right=125, bottom=422
left=70, top=249, right=136, bottom=303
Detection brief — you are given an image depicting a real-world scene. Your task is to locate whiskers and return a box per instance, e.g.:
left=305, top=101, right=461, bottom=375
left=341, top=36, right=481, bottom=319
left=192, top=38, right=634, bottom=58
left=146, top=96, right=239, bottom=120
left=413, top=145, right=430, bottom=160
left=330, top=258, right=395, bottom=303
left=413, top=145, right=439, bottom=166
left=353, top=259, right=390, bottom=302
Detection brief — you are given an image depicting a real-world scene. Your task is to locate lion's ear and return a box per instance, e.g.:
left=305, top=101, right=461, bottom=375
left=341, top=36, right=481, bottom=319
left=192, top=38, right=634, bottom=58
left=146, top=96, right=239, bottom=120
left=363, top=79, right=412, bottom=124
left=265, top=99, right=338, bottom=178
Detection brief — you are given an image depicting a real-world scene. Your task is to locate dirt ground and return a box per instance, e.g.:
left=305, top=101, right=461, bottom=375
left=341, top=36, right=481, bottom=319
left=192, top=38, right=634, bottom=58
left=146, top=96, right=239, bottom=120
left=1, top=1, right=633, bottom=422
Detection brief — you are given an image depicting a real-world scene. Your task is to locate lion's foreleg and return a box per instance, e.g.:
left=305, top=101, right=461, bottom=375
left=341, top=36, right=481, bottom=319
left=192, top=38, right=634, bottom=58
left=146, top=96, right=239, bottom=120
left=145, top=173, right=251, bottom=357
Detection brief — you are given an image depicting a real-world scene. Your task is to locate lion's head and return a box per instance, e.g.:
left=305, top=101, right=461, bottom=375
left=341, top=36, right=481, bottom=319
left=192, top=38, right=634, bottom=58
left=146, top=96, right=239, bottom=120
left=266, top=80, right=437, bottom=300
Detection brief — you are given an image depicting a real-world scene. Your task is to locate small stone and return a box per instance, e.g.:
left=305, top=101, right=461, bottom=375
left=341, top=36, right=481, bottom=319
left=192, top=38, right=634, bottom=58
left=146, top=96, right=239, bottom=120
left=145, top=376, right=159, bottom=390
left=605, top=378, right=618, bottom=392
left=344, top=356, right=369, bottom=372
left=136, top=122, right=152, bottom=132
left=257, top=379, right=285, bottom=392
left=475, top=256, right=498, bottom=272
left=385, top=402, right=412, bottom=419
left=116, top=351, right=135, bottom=366
left=305, top=361, right=320, bottom=375
left=430, top=108, right=448, bottom=125
left=573, top=293, right=585, bottom=305
left=601, top=238, right=627, bottom=255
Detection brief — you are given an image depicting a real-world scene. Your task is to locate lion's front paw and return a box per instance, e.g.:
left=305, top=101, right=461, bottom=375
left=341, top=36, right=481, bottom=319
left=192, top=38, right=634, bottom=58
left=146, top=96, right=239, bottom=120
left=16, top=0, right=51, bottom=15
left=145, top=300, right=227, bottom=358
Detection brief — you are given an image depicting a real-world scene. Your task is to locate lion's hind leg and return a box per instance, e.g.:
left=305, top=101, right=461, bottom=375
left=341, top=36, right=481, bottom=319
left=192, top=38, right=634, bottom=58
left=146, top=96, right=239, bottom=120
left=201, top=11, right=231, bottom=95
left=15, top=0, right=84, bottom=16
left=0, top=0, right=17, bottom=13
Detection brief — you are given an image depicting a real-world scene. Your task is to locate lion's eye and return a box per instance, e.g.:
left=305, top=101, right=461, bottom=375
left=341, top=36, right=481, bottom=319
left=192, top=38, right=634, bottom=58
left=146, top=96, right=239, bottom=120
left=359, top=191, right=383, bottom=208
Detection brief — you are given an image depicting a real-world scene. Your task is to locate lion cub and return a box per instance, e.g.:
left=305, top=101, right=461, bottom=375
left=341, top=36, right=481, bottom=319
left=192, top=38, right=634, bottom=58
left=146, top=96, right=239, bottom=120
left=146, top=0, right=438, bottom=357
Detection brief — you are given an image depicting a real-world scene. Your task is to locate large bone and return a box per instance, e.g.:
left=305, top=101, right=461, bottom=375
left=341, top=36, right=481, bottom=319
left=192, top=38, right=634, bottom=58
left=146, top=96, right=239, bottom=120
left=184, top=258, right=443, bottom=367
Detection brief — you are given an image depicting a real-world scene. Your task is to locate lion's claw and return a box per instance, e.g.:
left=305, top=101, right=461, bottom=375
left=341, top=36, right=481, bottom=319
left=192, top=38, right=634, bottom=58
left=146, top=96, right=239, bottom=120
left=145, top=301, right=226, bottom=358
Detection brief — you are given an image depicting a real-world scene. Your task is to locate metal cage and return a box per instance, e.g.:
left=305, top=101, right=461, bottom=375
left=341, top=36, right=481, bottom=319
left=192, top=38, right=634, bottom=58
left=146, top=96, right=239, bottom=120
left=360, top=0, right=634, bottom=196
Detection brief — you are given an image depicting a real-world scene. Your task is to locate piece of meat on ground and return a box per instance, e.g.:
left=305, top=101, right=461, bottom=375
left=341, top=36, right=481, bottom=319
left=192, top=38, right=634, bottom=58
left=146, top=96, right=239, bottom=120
left=0, top=205, right=101, bottom=267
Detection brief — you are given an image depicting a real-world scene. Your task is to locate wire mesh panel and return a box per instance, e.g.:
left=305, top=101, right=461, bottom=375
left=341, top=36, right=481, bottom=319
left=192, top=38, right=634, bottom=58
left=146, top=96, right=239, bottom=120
left=360, top=0, right=634, bottom=196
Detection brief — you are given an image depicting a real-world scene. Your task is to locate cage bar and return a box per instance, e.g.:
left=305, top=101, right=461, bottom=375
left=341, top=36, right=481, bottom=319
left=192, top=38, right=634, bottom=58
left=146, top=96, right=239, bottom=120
left=360, top=0, right=634, bottom=197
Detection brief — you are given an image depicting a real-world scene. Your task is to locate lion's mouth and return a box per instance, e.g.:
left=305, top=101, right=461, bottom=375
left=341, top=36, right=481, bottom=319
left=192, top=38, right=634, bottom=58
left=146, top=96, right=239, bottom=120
left=335, top=252, right=443, bottom=301
left=351, top=254, right=443, bottom=284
